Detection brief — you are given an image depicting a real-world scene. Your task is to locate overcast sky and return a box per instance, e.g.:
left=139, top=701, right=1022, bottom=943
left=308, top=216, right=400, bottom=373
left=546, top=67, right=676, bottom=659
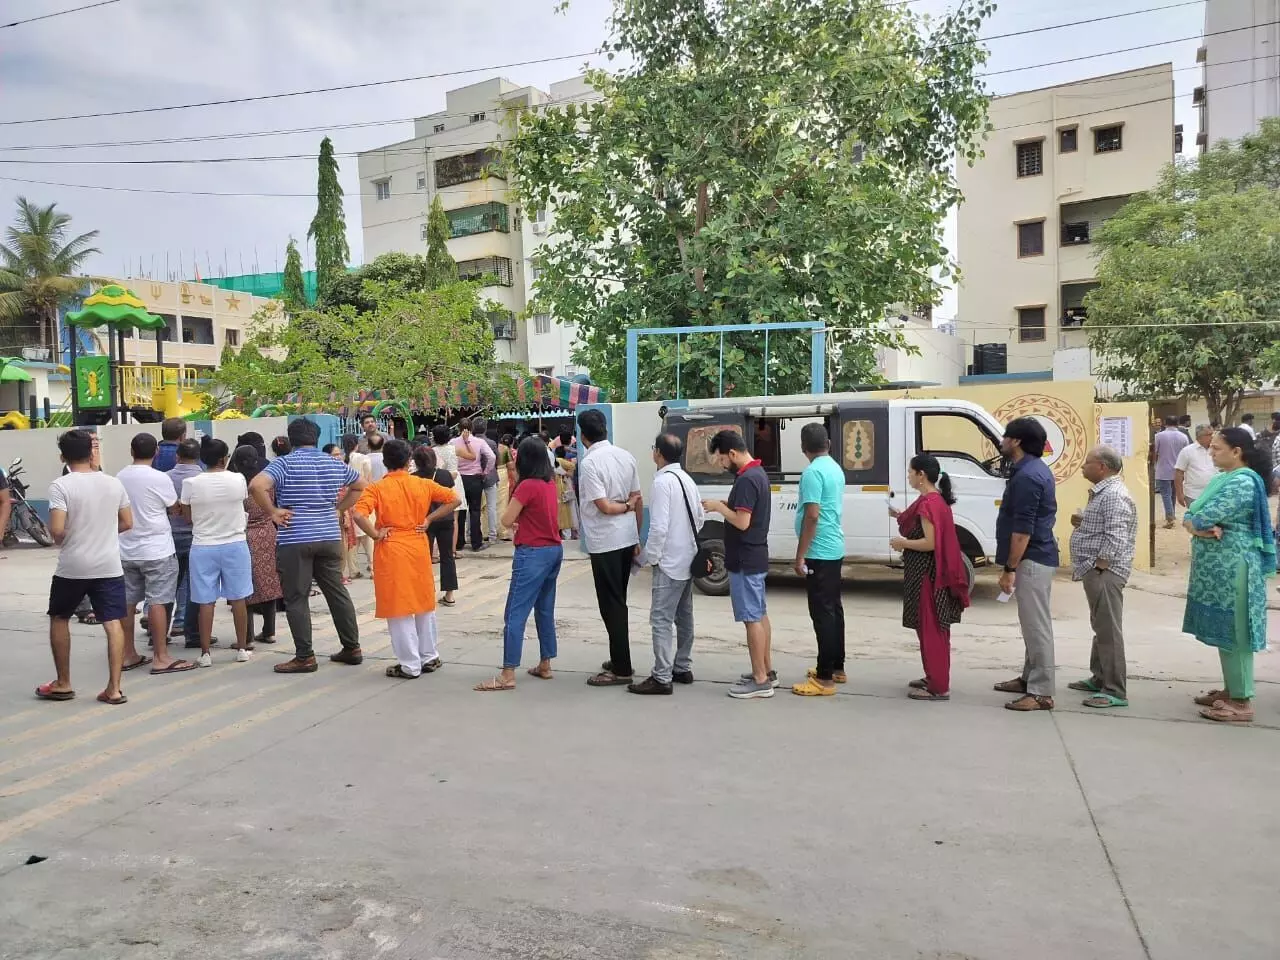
left=0, top=0, right=1204, bottom=311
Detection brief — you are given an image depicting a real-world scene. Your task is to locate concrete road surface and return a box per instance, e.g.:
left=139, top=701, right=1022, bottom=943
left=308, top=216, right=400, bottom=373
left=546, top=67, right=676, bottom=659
left=1, top=541, right=1277, bottom=960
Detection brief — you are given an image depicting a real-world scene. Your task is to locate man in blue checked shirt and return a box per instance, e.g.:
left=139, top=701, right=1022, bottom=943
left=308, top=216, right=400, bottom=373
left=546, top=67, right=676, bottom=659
left=250, top=418, right=368, bottom=674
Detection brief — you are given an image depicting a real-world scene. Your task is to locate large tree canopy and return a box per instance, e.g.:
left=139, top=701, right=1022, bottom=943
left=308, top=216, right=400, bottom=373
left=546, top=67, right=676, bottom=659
left=1086, top=119, right=1280, bottom=425
left=508, top=0, right=993, bottom=398
left=307, top=137, right=350, bottom=301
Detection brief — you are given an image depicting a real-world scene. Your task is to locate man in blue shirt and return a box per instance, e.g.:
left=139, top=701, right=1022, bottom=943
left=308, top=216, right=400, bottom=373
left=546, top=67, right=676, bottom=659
left=151, top=418, right=187, bottom=473
left=790, top=423, right=847, bottom=697
left=993, top=416, right=1060, bottom=711
left=249, top=418, right=367, bottom=674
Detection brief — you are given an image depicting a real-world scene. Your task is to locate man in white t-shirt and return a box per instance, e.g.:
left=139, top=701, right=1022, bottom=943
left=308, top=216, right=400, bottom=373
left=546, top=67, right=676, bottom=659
left=38, top=429, right=135, bottom=706
left=1175, top=424, right=1218, bottom=508
left=117, top=433, right=194, bottom=676
left=180, top=437, right=254, bottom=666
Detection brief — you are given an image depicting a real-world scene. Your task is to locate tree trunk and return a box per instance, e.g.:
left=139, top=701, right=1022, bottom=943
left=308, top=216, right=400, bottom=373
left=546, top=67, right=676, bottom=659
left=692, top=182, right=708, bottom=293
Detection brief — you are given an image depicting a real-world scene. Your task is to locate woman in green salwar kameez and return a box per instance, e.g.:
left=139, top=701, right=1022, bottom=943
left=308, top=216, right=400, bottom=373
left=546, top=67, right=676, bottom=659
left=1182, top=427, right=1276, bottom=723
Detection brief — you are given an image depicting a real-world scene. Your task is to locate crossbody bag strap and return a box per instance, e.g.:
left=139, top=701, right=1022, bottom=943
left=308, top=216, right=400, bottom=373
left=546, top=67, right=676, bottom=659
left=673, top=471, right=702, bottom=545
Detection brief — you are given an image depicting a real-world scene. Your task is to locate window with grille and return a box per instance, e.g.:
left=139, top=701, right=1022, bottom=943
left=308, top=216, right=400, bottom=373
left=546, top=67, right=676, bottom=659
left=1016, top=141, right=1043, bottom=178
left=533, top=366, right=554, bottom=376
left=1018, top=307, right=1046, bottom=342
left=1059, top=127, right=1078, bottom=153
left=225, top=329, right=240, bottom=347
left=470, top=112, right=486, bottom=124
left=533, top=313, right=551, bottom=335
left=1017, top=221, right=1044, bottom=258
left=1095, top=125, right=1123, bottom=153
left=457, top=256, right=513, bottom=286
left=433, top=123, right=445, bottom=133
left=374, top=179, right=390, bottom=201
left=434, top=148, right=503, bottom=188
left=420, top=222, right=428, bottom=241
left=416, top=171, right=426, bottom=190
left=446, top=202, right=509, bottom=238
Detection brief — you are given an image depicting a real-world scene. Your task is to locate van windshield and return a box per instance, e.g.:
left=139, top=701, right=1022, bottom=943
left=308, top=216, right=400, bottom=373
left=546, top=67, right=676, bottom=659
left=916, top=411, right=1004, bottom=476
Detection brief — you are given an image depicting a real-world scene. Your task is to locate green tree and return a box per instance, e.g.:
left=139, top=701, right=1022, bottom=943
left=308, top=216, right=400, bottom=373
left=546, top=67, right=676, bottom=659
left=307, top=137, right=350, bottom=300
left=424, top=195, right=457, bottom=289
left=1086, top=119, right=1280, bottom=425
left=0, top=197, right=100, bottom=353
left=281, top=238, right=306, bottom=311
left=508, top=0, right=992, bottom=398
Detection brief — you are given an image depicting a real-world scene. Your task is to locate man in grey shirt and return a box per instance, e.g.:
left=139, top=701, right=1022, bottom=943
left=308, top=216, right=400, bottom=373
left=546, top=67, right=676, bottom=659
left=166, top=438, right=203, bottom=647
left=1151, top=416, right=1188, bottom=528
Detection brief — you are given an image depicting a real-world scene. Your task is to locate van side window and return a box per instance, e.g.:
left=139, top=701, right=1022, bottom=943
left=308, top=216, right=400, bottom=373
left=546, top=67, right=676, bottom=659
left=751, top=419, right=780, bottom=470
left=916, top=412, right=1003, bottom=475
left=684, top=423, right=741, bottom=481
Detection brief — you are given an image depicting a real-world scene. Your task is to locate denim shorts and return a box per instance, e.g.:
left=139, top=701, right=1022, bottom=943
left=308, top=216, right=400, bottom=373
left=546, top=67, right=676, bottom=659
left=728, top=570, right=768, bottom=623
left=122, top=555, right=179, bottom=608
left=189, top=541, right=254, bottom=604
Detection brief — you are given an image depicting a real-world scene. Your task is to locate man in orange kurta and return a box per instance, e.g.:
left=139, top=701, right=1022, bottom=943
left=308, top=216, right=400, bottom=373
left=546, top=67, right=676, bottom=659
left=353, top=442, right=458, bottom=678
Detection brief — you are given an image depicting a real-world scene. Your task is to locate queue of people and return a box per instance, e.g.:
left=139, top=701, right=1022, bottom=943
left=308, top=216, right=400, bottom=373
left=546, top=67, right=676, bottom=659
left=28, top=410, right=1275, bottom=725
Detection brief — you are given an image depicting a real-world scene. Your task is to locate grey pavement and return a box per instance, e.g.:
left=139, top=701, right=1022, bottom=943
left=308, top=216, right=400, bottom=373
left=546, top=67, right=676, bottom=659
left=0, top=541, right=1278, bottom=960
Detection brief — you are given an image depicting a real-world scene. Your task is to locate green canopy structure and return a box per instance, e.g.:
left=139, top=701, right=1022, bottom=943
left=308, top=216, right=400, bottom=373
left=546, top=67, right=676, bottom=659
left=0, top=357, right=33, bottom=383
left=64, top=285, right=168, bottom=424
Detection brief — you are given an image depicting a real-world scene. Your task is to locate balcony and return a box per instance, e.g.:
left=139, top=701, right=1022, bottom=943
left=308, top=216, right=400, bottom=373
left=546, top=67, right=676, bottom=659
left=434, top=148, right=503, bottom=189
left=457, top=256, right=513, bottom=287
left=448, top=202, right=509, bottom=238
left=488, top=309, right=517, bottom=341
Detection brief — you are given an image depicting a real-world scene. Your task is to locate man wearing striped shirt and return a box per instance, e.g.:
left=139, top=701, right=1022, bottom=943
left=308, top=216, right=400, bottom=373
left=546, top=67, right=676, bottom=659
left=250, top=418, right=368, bottom=674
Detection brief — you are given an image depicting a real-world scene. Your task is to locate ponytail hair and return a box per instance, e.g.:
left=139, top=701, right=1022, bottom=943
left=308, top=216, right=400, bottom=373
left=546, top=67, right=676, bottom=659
left=910, top=453, right=955, bottom=505
left=1219, top=426, right=1275, bottom=493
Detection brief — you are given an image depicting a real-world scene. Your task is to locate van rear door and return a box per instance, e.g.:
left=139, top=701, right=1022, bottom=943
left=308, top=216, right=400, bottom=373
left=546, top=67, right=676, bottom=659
left=833, top=401, right=892, bottom=558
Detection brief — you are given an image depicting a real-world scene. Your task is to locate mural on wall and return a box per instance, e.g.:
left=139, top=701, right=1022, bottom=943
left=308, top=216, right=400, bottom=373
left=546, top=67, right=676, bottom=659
left=992, top=394, right=1089, bottom=483
left=75, top=356, right=111, bottom=409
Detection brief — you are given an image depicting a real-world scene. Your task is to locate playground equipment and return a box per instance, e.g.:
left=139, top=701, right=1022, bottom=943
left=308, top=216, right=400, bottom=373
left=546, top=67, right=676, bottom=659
left=64, top=285, right=213, bottom=424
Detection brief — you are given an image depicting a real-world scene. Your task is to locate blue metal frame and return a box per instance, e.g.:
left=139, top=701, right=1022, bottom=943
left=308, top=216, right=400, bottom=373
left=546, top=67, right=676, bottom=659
left=625, top=322, right=826, bottom=403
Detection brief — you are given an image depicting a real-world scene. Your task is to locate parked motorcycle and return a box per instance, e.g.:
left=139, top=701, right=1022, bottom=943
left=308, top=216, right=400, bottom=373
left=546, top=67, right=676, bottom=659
left=3, top=457, right=54, bottom=547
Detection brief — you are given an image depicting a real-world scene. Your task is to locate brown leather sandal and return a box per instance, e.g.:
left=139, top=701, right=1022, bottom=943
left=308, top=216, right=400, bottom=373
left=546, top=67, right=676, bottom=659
left=994, top=678, right=1028, bottom=694
left=1194, top=689, right=1228, bottom=707
left=1004, top=694, right=1054, bottom=711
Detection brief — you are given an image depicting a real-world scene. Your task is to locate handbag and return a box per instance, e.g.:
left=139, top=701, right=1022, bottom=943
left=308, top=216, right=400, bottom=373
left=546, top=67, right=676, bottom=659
left=674, top=471, right=716, bottom=579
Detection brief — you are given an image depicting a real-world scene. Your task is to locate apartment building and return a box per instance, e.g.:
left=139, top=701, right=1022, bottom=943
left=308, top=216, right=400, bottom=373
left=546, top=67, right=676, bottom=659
left=357, top=75, right=592, bottom=377
left=1197, top=0, right=1280, bottom=149
left=955, top=65, right=1176, bottom=376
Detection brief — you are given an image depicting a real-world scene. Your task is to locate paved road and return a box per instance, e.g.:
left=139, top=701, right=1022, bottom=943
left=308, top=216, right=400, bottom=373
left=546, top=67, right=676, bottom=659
left=1, top=543, right=1278, bottom=959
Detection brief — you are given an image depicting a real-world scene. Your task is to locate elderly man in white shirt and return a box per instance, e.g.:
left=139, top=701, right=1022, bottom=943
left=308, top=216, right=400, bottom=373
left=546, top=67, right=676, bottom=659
left=629, top=433, right=705, bottom=695
left=577, top=408, right=644, bottom=687
left=1174, top=424, right=1218, bottom=508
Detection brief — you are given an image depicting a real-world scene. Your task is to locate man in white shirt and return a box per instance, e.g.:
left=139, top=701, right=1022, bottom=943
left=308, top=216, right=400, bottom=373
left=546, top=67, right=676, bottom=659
left=117, top=433, right=193, bottom=675
left=368, top=433, right=388, bottom=481
left=577, top=409, right=644, bottom=686
left=630, top=433, right=704, bottom=695
left=1175, top=425, right=1218, bottom=508
left=1239, top=413, right=1257, bottom=439
left=38, top=429, right=134, bottom=706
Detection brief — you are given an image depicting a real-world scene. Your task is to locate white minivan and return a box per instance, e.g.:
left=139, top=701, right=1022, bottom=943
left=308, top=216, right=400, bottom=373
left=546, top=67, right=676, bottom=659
left=660, top=395, right=1009, bottom=595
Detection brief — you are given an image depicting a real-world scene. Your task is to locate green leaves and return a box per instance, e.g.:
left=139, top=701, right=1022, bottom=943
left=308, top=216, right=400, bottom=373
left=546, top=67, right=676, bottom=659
left=307, top=137, right=350, bottom=302
left=281, top=239, right=306, bottom=312
left=509, top=0, right=990, bottom=397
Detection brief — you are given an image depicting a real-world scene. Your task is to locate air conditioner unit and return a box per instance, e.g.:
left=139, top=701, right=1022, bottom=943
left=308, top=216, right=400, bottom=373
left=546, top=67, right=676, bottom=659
left=531, top=221, right=547, bottom=235
left=493, top=322, right=516, bottom=341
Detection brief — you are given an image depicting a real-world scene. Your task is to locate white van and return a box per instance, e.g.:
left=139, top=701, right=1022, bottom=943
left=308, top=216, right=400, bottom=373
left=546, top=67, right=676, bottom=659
left=661, top=395, right=1009, bottom=595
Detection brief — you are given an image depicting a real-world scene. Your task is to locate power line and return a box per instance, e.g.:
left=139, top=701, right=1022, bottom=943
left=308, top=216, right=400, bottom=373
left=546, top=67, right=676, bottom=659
left=1, top=0, right=120, bottom=29
left=0, top=0, right=1203, bottom=128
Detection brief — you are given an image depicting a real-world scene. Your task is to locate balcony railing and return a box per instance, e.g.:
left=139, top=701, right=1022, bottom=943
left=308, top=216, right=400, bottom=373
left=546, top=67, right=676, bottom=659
left=434, top=148, right=503, bottom=189
left=448, top=202, right=509, bottom=238
left=487, top=309, right=517, bottom=341
left=457, top=255, right=513, bottom=287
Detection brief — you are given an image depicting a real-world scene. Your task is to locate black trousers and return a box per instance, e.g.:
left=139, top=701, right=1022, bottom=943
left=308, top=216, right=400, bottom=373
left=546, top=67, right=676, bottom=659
left=275, top=540, right=360, bottom=660
left=591, top=546, right=635, bottom=676
left=429, top=520, right=458, bottom=591
left=248, top=601, right=276, bottom=639
left=460, top=475, right=485, bottom=550
left=806, top=558, right=846, bottom=679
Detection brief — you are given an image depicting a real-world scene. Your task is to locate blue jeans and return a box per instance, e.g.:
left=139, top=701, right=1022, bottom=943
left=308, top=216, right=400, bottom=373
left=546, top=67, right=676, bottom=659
left=502, top=545, right=563, bottom=668
left=1155, top=478, right=1175, bottom=521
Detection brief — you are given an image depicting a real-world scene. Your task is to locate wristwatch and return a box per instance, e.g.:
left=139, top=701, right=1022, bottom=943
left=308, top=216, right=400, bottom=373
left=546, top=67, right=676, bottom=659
left=1002, top=564, right=1017, bottom=573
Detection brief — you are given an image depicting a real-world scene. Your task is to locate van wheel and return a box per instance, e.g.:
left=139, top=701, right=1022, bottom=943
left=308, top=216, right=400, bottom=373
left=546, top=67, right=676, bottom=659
left=693, top=538, right=730, bottom=596
left=962, top=554, right=976, bottom=595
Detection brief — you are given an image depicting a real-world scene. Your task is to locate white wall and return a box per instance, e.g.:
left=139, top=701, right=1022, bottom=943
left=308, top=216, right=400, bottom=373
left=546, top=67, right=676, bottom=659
left=878, top=322, right=964, bottom=387
left=1201, top=0, right=1280, bottom=148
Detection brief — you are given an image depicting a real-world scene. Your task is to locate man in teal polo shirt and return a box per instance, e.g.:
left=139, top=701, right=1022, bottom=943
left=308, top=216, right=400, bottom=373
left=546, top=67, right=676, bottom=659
left=791, top=423, right=847, bottom=696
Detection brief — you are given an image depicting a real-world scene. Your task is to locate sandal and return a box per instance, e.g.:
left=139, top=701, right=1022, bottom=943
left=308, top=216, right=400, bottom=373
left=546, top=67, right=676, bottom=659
left=474, top=675, right=515, bottom=692
left=1082, top=693, right=1128, bottom=708
left=76, top=612, right=100, bottom=626
left=421, top=658, right=442, bottom=673
left=35, top=682, right=75, bottom=701
left=1005, top=694, right=1053, bottom=711
left=527, top=665, right=553, bottom=680
left=994, top=678, right=1028, bottom=694
left=1194, top=689, right=1229, bottom=707
left=908, top=688, right=950, bottom=701
left=1068, top=679, right=1101, bottom=693
left=96, top=691, right=128, bottom=706
left=439, top=596, right=456, bottom=606
left=150, top=659, right=196, bottom=675
left=385, top=664, right=420, bottom=679
left=587, top=670, right=633, bottom=686
left=122, top=655, right=153, bottom=672
left=908, top=677, right=928, bottom=690
left=1200, top=700, right=1254, bottom=723
left=807, top=667, right=847, bottom=684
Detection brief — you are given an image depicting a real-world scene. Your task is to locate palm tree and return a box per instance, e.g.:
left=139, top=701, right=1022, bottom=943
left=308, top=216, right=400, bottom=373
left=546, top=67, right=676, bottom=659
left=0, top=197, right=100, bottom=356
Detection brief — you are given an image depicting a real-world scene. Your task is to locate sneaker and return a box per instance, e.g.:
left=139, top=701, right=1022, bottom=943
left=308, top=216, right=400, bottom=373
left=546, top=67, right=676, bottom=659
left=728, top=678, right=775, bottom=700
left=330, top=647, right=363, bottom=665
left=671, top=670, right=694, bottom=685
left=197, top=652, right=212, bottom=668
left=628, top=676, right=673, bottom=695
left=739, top=669, right=779, bottom=688
left=234, top=648, right=253, bottom=663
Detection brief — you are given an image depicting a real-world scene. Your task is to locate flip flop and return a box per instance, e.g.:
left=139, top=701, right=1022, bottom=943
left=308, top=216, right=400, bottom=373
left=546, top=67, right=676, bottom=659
left=908, top=688, right=950, bottom=701
left=150, top=660, right=196, bottom=675
left=96, top=691, right=128, bottom=705
left=122, top=656, right=153, bottom=672
left=35, top=682, right=75, bottom=701
left=1082, top=693, right=1127, bottom=708
left=439, top=596, right=456, bottom=606
left=1068, top=679, right=1101, bottom=693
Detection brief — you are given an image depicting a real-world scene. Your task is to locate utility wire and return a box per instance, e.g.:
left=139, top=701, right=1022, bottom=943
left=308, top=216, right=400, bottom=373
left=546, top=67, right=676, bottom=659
left=0, top=0, right=1203, bottom=127
left=1, top=0, right=120, bottom=29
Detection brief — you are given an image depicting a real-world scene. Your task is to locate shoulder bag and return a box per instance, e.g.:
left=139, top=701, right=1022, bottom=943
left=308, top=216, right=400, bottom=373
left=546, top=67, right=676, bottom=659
left=673, top=471, right=716, bottom=579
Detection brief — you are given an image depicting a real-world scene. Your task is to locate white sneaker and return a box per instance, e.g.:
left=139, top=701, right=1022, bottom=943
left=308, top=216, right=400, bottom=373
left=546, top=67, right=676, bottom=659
left=197, top=652, right=213, bottom=668
left=235, top=648, right=253, bottom=663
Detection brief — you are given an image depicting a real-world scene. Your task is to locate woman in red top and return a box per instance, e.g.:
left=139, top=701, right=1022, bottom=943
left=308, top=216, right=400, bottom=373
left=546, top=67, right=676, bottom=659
left=475, top=436, right=563, bottom=692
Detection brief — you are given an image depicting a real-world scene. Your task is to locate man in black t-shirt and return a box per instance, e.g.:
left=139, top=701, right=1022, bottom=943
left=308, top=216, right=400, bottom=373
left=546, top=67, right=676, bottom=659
left=702, top=429, right=775, bottom=700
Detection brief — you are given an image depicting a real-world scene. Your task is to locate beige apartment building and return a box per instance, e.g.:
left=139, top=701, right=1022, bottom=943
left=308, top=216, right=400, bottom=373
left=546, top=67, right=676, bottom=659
left=956, top=65, right=1176, bottom=376
left=357, top=75, right=593, bottom=376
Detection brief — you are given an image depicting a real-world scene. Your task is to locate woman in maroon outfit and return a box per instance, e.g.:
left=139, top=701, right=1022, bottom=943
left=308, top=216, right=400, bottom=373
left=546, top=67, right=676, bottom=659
left=231, top=445, right=283, bottom=644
